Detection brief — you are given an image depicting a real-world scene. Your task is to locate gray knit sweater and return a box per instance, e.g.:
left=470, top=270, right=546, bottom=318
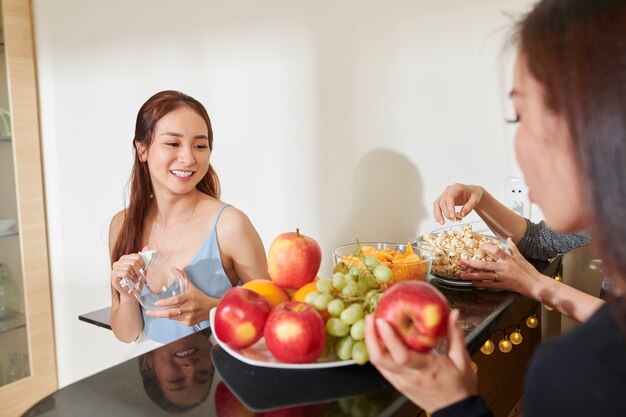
left=517, top=218, right=591, bottom=261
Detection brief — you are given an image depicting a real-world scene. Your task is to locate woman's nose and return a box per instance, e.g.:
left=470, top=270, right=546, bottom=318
left=177, top=146, right=195, bottom=164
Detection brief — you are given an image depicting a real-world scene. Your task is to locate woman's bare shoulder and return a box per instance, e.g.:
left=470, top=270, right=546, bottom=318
left=218, top=205, right=254, bottom=234
left=109, top=210, right=126, bottom=245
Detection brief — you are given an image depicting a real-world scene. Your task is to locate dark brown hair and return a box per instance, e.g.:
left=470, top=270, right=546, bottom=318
left=516, top=0, right=626, bottom=298
left=111, top=91, right=221, bottom=265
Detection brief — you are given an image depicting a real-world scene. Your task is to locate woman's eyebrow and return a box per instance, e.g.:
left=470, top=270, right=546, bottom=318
left=160, top=132, right=183, bottom=137
left=160, top=132, right=209, bottom=140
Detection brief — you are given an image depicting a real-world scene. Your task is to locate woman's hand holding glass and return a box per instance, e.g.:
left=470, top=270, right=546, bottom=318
left=111, top=252, right=146, bottom=302
left=364, top=309, right=476, bottom=414
left=146, top=272, right=217, bottom=328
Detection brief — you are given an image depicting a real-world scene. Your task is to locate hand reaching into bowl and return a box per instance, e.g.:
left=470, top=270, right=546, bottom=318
left=433, top=184, right=485, bottom=224
left=457, top=238, right=546, bottom=297
left=458, top=238, right=605, bottom=323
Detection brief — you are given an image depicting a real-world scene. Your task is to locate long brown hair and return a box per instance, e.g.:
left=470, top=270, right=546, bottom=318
left=516, top=0, right=626, bottom=301
left=111, top=90, right=221, bottom=264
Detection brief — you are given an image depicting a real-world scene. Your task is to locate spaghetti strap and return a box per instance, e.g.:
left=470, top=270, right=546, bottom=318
left=211, top=203, right=231, bottom=230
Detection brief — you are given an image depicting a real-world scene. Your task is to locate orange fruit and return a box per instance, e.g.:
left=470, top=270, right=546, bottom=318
left=291, top=281, right=319, bottom=303
left=242, top=279, right=290, bottom=309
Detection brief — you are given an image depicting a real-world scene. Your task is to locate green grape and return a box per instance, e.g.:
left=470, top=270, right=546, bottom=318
left=326, top=317, right=350, bottom=337
left=333, top=261, right=349, bottom=274
left=332, top=272, right=347, bottom=290
left=350, top=318, right=366, bottom=340
left=312, top=293, right=334, bottom=310
left=352, top=341, right=369, bottom=365
left=368, top=293, right=383, bottom=311
left=356, top=278, right=369, bottom=294
left=363, top=255, right=381, bottom=269
left=340, top=303, right=364, bottom=325
left=327, top=299, right=345, bottom=317
left=349, top=265, right=364, bottom=279
left=365, top=289, right=379, bottom=302
left=316, top=278, right=334, bottom=293
left=364, top=273, right=378, bottom=290
left=336, top=335, right=355, bottom=360
left=373, top=264, right=393, bottom=283
left=304, top=291, right=319, bottom=305
left=342, top=280, right=358, bottom=298
left=319, top=335, right=336, bottom=360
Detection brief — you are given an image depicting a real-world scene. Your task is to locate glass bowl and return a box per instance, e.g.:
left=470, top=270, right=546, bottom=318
left=417, top=223, right=508, bottom=280
left=333, top=242, right=433, bottom=282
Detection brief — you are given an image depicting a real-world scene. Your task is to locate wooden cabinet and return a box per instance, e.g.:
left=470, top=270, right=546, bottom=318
left=0, top=0, right=57, bottom=415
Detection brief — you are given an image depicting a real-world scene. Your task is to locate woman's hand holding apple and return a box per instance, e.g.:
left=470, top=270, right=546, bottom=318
left=365, top=309, right=477, bottom=414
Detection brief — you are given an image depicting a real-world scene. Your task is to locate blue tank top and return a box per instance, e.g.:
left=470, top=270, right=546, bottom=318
left=142, top=204, right=233, bottom=344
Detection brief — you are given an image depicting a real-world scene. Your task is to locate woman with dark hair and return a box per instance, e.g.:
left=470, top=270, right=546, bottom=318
left=365, top=1, right=626, bottom=416
left=139, top=331, right=215, bottom=412
left=109, top=90, right=268, bottom=344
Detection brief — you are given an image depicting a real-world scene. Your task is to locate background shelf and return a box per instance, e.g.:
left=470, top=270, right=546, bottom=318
left=0, top=312, right=26, bottom=335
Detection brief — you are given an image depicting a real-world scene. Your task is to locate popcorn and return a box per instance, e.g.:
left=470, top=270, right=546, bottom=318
left=421, top=225, right=503, bottom=278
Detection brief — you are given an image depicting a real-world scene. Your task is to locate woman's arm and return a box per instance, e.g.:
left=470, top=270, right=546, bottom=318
left=146, top=207, right=269, bottom=327
left=433, top=184, right=528, bottom=244
left=459, top=239, right=604, bottom=322
left=217, top=207, right=270, bottom=283
left=108, top=211, right=144, bottom=343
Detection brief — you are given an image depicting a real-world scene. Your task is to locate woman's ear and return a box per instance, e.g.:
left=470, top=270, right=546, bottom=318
left=141, top=353, right=154, bottom=372
left=135, top=141, right=148, bottom=162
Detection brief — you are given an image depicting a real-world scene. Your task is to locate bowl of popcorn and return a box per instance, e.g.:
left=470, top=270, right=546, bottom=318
left=333, top=242, right=433, bottom=283
left=418, top=224, right=508, bottom=280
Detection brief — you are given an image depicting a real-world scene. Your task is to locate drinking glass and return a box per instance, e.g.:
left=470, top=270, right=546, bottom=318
left=121, top=250, right=201, bottom=331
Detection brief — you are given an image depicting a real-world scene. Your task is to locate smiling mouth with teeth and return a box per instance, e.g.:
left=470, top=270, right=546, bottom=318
left=174, top=348, right=198, bottom=358
left=171, top=170, right=194, bottom=178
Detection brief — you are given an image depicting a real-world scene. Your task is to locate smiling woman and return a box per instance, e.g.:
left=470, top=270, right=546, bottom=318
left=108, top=90, right=270, bottom=345
left=139, top=330, right=215, bottom=412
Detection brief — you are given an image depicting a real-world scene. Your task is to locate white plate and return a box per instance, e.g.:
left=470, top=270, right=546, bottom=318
left=209, top=308, right=356, bottom=369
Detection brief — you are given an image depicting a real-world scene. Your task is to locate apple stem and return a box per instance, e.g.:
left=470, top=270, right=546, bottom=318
left=296, top=228, right=301, bottom=238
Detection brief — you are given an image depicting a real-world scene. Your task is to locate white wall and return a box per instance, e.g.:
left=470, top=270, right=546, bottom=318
left=33, top=0, right=535, bottom=387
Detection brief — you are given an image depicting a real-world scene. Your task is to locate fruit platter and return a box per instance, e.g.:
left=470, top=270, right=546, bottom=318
left=211, top=229, right=451, bottom=368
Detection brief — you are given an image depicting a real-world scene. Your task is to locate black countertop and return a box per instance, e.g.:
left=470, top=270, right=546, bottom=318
left=37, top=261, right=558, bottom=417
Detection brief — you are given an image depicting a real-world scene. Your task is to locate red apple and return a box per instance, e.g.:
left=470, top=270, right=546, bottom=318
left=264, top=301, right=326, bottom=363
left=374, top=281, right=450, bottom=352
left=214, top=287, right=271, bottom=350
left=268, top=229, right=322, bottom=289
left=215, top=382, right=261, bottom=417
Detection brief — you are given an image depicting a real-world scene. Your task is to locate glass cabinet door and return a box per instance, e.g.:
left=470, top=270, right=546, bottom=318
left=0, top=0, right=57, bottom=415
left=0, top=0, right=30, bottom=388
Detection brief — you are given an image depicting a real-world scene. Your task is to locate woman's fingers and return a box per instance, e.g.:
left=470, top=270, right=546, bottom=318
left=145, top=307, right=180, bottom=319
left=446, top=309, right=471, bottom=370
left=365, top=315, right=386, bottom=363
left=153, top=295, right=182, bottom=307
left=479, top=243, right=509, bottom=260
left=461, top=192, right=480, bottom=217
left=374, top=319, right=411, bottom=365
left=433, top=199, right=445, bottom=225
